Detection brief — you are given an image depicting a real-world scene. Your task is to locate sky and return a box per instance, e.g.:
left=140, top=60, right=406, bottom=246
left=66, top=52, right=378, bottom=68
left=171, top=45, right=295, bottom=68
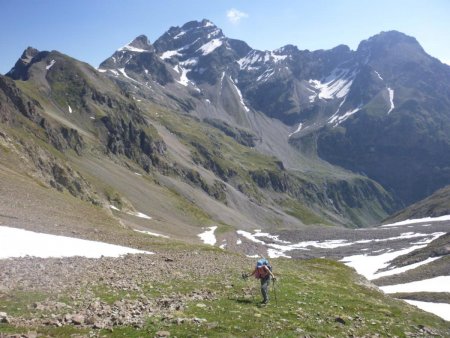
left=1, top=0, right=450, bottom=74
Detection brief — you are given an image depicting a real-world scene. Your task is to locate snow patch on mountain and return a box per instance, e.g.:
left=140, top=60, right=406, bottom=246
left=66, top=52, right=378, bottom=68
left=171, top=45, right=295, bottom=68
left=387, top=87, right=395, bottom=114
left=198, top=38, right=223, bottom=55
left=342, top=245, right=430, bottom=280
left=176, top=66, right=191, bottom=86
left=288, top=123, right=303, bottom=137
left=118, top=45, right=148, bottom=53
left=229, top=77, right=250, bottom=112
left=134, top=229, right=170, bottom=239
left=127, top=211, right=152, bottom=219
left=382, top=214, right=450, bottom=227
left=256, top=69, right=275, bottom=82
left=161, top=50, right=181, bottom=60
left=46, top=59, right=56, bottom=70
left=380, top=276, right=450, bottom=294
left=374, top=70, right=384, bottom=81
left=403, top=300, right=450, bottom=321
left=238, top=50, right=288, bottom=71
left=0, top=226, right=152, bottom=258
left=198, top=226, right=217, bottom=245
left=330, top=106, right=362, bottom=125
left=309, top=68, right=355, bottom=100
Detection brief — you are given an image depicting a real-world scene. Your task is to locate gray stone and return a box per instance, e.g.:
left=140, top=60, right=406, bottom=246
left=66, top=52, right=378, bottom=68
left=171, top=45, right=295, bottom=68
left=71, top=314, right=85, bottom=325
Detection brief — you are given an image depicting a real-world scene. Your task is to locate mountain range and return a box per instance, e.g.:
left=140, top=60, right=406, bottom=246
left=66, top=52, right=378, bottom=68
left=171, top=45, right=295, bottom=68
left=2, top=19, right=450, bottom=238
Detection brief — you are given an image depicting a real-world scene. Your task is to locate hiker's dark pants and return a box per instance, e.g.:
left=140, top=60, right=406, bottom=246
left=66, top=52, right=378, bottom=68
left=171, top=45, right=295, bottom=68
left=261, top=276, right=271, bottom=302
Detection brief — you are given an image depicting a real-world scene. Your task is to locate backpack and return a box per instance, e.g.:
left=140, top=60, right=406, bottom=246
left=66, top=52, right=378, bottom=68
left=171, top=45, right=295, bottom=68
left=255, top=258, right=272, bottom=278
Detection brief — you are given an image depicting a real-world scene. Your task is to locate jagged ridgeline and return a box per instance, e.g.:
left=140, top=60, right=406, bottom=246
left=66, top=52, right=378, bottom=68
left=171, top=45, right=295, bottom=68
left=3, top=19, right=450, bottom=233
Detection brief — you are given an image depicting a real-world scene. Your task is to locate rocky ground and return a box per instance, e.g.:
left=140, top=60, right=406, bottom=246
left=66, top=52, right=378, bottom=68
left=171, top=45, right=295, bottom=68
left=0, top=249, right=250, bottom=335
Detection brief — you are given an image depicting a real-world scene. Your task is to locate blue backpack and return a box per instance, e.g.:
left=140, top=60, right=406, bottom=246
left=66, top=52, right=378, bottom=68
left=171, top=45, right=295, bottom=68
left=256, top=258, right=272, bottom=272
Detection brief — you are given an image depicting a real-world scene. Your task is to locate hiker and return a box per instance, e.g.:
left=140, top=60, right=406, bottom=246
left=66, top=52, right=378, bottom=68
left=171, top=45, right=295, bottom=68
left=248, top=258, right=276, bottom=304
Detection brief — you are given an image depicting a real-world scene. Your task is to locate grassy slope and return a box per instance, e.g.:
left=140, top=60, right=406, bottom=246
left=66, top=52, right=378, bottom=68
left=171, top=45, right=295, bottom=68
left=0, top=254, right=448, bottom=337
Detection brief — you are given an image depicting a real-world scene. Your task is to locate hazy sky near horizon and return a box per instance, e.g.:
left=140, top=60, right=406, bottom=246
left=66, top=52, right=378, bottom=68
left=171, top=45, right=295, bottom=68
left=1, top=0, right=449, bottom=74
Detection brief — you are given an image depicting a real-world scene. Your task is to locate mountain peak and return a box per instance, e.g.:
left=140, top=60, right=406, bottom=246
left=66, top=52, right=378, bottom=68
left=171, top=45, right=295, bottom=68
left=181, top=19, right=217, bottom=30
left=358, top=30, right=423, bottom=53
left=118, top=35, right=154, bottom=53
left=20, top=47, right=40, bottom=64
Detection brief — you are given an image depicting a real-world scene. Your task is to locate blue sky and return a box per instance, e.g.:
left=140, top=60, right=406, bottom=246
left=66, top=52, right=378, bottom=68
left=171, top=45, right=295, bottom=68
left=1, top=0, right=449, bottom=74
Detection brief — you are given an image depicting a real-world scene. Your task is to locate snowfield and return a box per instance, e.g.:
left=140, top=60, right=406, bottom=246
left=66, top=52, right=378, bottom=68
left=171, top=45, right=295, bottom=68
left=0, top=226, right=152, bottom=259
left=198, top=226, right=217, bottom=245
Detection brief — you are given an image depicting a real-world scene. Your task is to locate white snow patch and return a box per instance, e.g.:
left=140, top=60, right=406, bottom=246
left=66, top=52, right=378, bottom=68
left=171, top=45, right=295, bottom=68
left=252, top=232, right=291, bottom=244
left=134, top=172, right=142, bottom=176
left=236, top=239, right=242, bottom=245
left=108, top=69, right=119, bottom=76
left=387, top=87, right=395, bottom=114
left=97, top=68, right=107, bottom=73
left=329, top=106, right=361, bottom=125
left=161, top=50, right=181, bottom=60
left=268, top=248, right=291, bottom=259
left=309, top=68, right=355, bottom=100
left=174, top=30, right=186, bottom=39
left=341, top=231, right=445, bottom=280
left=90, top=116, right=95, bottom=120
left=288, top=123, right=303, bottom=137
left=46, top=59, right=56, bottom=70
left=256, top=69, right=275, bottom=82
left=372, top=256, right=442, bottom=279
left=341, top=245, right=427, bottom=280
left=127, top=211, right=152, bottom=220
left=219, top=240, right=227, bottom=249
left=118, top=45, right=148, bottom=53
left=0, top=226, right=151, bottom=259
left=134, top=229, right=170, bottom=239
left=198, top=226, right=217, bottom=246
left=176, top=66, right=190, bottom=86
left=180, top=58, right=198, bottom=67
left=403, top=300, right=450, bottom=321
left=237, top=51, right=262, bottom=70
left=374, top=70, right=383, bottom=81
left=229, top=77, right=250, bottom=112
left=236, top=230, right=265, bottom=244
left=109, top=205, right=120, bottom=211
left=382, top=215, right=450, bottom=227
left=270, top=51, right=288, bottom=63
left=380, top=276, right=450, bottom=293
left=198, top=39, right=223, bottom=55
left=68, top=105, right=72, bottom=114
left=118, top=68, right=138, bottom=82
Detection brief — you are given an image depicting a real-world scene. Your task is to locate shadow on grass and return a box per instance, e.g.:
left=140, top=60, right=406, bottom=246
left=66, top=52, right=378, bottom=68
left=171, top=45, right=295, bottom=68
left=235, top=298, right=254, bottom=304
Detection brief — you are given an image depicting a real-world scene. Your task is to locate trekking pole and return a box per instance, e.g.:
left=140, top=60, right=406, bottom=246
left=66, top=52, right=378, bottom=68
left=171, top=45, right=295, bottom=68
left=272, top=278, right=278, bottom=306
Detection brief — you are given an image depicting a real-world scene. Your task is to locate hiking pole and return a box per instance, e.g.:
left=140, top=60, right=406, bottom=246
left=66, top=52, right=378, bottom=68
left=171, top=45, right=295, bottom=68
left=272, top=278, right=278, bottom=306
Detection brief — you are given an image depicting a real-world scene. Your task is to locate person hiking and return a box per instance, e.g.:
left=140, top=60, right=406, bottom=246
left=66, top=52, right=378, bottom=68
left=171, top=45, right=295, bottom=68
left=247, top=258, right=276, bottom=305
